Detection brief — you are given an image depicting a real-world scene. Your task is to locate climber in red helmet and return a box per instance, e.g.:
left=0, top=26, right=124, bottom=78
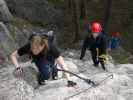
left=80, top=22, right=107, bottom=70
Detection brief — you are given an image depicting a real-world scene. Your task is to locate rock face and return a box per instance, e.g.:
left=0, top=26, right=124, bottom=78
left=0, top=50, right=133, bottom=100
left=0, top=22, right=16, bottom=61
left=5, top=0, right=61, bottom=24
left=0, top=22, right=31, bottom=63
left=0, top=0, right=13, bottom=21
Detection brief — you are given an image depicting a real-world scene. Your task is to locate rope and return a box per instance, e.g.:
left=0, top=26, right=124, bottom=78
left=64, top=74, right=113, bottom=100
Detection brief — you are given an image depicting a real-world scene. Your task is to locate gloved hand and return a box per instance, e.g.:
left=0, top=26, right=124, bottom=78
left=95, top=61, right=99, bottom=65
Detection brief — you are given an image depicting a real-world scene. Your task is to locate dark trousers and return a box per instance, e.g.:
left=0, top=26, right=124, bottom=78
left=91, top=50, right=106, bottom=70
left=35, top=60, right=57, bottom=81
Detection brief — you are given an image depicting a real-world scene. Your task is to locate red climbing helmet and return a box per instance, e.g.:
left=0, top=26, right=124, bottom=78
left=91, top=22, right=102, bottom=33
left=111, top=32, right=121, bottom=37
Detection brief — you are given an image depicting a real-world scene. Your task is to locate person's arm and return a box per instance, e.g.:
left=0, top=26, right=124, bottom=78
left=107, top=39, right=112, bottom=52
left=10, top=43, right=30, bottom=69
left=101, top=36, right=107, bottom=54
left=51, top=44, right=70, bottom=80
left=55, top=56, right=70, bottom=80
left=117, top=37, right=121, bottom=48
left=10, top=50, right=20, bottom=68
left=51, top=44, right=77, bottom=86
left=80, top=37, right=89, bottom=59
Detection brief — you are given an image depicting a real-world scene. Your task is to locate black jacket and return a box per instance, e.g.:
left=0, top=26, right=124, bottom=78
left=80, top=33, right=107, bottom=59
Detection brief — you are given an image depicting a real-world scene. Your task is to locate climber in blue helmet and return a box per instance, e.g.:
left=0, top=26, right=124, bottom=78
left=108, top=32, right=121, bottom=52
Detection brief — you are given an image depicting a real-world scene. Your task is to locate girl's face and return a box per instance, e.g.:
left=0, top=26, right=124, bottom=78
left=31, top=43, right=44, bottom=55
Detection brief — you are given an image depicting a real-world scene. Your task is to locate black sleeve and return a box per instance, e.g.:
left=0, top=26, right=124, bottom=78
left=101, top=36, right=107, bottom=54
left=80, top=37, right=89, bottom=59
left=50, top=44, right=61, bottom=59
left=17, top=43, right=31, bottom=56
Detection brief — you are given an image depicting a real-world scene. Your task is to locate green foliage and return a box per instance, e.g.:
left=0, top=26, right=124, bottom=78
left=47, top=0, right=64, bottom=8
left=111, top=48, right=131, bottom=64
left=114, top=53, right=130, bottom=64
left=123, top=32, right=129, bottom=37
